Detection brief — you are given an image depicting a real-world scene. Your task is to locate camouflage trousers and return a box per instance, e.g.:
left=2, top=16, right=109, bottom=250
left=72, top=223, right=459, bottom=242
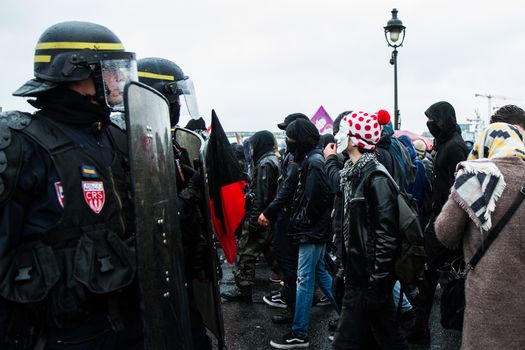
left=234, top=221, right=282, bottom=287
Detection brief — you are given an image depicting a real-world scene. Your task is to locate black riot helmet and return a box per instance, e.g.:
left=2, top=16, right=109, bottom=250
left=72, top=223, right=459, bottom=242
left=137, top=57, right=200, bottom=127
left=13, top=21, right=137, bottom=112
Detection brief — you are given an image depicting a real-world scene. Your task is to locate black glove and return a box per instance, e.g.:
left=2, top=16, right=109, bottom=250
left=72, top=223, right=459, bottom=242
left=180, top=164, right=202, bottom=187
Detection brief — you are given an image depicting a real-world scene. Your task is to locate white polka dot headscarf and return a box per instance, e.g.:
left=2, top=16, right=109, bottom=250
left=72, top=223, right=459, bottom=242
left=336, top=110, right=391, bottom=151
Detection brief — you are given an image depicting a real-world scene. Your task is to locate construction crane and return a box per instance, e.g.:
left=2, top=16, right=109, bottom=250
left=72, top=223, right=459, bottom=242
left=475, top=93, right=507, bottom=121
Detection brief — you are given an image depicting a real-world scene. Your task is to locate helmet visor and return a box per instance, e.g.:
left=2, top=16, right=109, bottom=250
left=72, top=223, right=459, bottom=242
left=101, top=59, right=138, bottom=111
left=166, top=78, right=200, bottom=120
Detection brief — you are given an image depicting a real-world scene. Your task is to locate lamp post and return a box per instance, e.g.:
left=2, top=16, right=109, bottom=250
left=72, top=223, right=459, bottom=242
left=384, top=8, right=406, bottom=130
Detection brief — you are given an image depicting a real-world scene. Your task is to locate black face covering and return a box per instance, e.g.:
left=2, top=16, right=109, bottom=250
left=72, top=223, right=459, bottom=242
left=170, top=103, right=181, bottom=127
left=427, top=120, right=441, bottom=138
left=286, top=119, right=320, bottom=162
left=286, top=138, right=297, bottom=154
left=30, top=86, right=110, bottom=125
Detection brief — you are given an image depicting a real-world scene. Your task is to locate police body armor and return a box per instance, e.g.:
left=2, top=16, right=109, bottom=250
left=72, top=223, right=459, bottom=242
left=0, top=111, right=137, bottom=347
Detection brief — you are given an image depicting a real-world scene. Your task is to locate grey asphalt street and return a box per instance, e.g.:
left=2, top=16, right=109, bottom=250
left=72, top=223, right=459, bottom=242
left=217, top=255, right=461, bottom=350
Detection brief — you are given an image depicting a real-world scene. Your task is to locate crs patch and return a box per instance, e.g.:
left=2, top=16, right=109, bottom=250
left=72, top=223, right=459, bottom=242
left=54, top=181, right=65, bottom=208
left=82, top=181, right=105, bottom=214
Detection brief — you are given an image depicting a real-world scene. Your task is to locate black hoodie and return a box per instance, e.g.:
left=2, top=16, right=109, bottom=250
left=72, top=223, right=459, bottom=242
left=424, top=101, right=467, bottom=261
left=246, top=131, right=279, bottom=231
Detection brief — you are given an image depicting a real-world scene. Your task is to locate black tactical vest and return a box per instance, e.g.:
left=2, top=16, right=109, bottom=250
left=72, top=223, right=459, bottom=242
left=0, top=116, right=137, bottom=335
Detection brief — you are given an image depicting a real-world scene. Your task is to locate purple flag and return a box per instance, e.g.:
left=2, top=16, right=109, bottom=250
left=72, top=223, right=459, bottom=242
left=310, top=105, right=334, bottom=134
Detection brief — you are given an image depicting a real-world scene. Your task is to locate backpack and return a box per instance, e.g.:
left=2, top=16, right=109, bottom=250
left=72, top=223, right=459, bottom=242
left=369, top=169, right=426, bottom=284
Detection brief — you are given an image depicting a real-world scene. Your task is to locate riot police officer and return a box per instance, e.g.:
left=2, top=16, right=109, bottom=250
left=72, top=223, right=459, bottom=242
left=137, top=57, right=222, bottom=350
left=0, top=21, right=142, bottom=349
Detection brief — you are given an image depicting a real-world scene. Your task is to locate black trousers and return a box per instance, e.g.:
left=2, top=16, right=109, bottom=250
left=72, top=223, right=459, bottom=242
left=272, top=210, right=298, bottom=309
left=332, top=287, right=408, bottom=350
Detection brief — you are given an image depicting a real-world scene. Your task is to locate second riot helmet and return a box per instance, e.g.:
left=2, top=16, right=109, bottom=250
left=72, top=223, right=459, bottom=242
left=137, top=57, right=200, bottom=126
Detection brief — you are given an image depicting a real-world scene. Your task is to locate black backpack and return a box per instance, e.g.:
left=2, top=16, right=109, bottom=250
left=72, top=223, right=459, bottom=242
left=369, top=169, right=426, bottom=284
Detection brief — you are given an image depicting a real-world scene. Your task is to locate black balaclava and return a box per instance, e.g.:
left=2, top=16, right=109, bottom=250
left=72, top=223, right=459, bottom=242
left=249, top=130, right=275, bottom=164
left=286, top=119, right=320, bottom=162
left=170, top=102, right=181, bottom=127
left=30, top=85, right=110, bottom=125
left=320, top=133, right=335, bottom=148
left=425, top=101, right=458, bottom=142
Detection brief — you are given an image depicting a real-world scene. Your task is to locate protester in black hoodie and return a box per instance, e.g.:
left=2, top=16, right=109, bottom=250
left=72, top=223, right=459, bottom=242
left=270, top=119, right=339, bottom=349
left=408, top=101, right=467, bottom=344
left=221, top=130, right=282, bottom=302
left=258, top=113, right=309, bottom=324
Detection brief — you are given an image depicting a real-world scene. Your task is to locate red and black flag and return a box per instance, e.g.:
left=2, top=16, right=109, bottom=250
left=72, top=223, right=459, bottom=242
left=206, top=110, right=246, bottom=263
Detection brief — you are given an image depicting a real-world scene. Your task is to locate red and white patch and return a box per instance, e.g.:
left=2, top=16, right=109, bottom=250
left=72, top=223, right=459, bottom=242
left=82, top=181, right=105, bottom=214
left=54, top=181, right=65, bottom=208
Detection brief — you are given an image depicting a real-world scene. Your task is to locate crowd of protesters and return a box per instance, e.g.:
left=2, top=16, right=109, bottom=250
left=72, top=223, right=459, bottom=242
left=219, top=102, right=525, bottom=349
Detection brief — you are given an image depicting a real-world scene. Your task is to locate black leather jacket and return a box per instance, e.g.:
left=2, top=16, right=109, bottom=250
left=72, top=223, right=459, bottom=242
left=262, top=152, right=298, bottom=221
left=289, top=149, right=331, bottom=244
left=246, top=151, right=279, bottom=231
left=343, top=160, right=400, bottom=298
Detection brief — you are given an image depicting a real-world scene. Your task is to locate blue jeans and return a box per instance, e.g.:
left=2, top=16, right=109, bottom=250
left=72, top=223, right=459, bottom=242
left=291, top=243, right=339, bottom=337
left=392, top=281, right=412, bottom=313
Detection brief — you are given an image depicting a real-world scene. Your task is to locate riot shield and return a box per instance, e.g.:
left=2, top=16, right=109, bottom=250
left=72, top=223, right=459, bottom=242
left=174, top=127, right=226, bottom=350
left=124, top=81, right=193, bottom=350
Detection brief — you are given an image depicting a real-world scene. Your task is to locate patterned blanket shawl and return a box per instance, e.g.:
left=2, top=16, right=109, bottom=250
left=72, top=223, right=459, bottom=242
left=451, top=160, right=506, bottom=231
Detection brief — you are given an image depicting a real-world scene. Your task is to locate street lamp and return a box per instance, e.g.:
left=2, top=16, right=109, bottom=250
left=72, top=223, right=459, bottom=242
left=384, top=8, right=406, bottom=130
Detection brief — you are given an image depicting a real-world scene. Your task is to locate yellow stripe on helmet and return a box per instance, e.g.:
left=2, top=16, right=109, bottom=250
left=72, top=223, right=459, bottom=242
left=137, top=71, right=175, bottom=81
left=36, top=42, right=125, bottom=50
left=34, top=55, right=52, bottom=63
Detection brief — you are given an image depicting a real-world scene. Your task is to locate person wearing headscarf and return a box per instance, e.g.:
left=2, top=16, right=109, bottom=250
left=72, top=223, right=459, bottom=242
left=270, top=119, right=339, bottom=349
left=221, top=130, right=282, bottom=302
left=435, top=122, right=525, bottom=349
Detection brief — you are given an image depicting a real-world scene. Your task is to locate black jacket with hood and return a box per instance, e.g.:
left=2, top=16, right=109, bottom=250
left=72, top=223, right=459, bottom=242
left=286, top=119, right=331, bottom=244
left=245, top=131, right=279, bottom=231
left=425, top=101, right=468, bottom=220
left=424, top=101, right=467, bottom=264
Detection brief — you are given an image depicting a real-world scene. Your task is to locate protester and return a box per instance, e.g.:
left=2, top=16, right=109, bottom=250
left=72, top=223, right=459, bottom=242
left=330, top=109, right=408, bottom=349
left=259, top=113, right=309, bottom=323
left=221, top=130, right=282, bottom=301
left=270, top=119, right=339, bottom=349
left=435, top=122, right=525, bottom=349
left=408, top=101, right=468, bottom=344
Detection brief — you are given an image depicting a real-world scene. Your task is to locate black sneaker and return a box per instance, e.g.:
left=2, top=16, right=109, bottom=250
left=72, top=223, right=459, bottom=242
left=263, top=291, right=287, bottom=309
left=313, top=295, right=330, bottom=306
left=220, top=287, right=252, bottom=302
left=270, top=331, right=309, bottom=349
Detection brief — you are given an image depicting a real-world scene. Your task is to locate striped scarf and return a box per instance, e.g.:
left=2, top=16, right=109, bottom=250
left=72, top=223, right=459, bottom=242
left=452, top=160, right=506, bottom=231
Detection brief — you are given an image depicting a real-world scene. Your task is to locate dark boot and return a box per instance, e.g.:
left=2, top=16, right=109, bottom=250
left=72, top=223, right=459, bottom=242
left=220, top=286, right=252, bottom=302
left=271, top=309, right=294, bottom=324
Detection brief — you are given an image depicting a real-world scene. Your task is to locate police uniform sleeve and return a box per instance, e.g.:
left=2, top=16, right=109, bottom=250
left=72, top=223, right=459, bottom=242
left=0, top=111, right=33, bottom=206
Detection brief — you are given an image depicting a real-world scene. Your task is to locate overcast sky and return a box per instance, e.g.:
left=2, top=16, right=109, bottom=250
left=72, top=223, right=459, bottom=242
left=1, top=0, right=524, bottom=134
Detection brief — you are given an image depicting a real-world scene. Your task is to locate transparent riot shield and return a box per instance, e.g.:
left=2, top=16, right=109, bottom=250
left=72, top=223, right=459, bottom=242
left=124, top=81, right=192, bottom=350
left=174, top=127, right=226, bottom=350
